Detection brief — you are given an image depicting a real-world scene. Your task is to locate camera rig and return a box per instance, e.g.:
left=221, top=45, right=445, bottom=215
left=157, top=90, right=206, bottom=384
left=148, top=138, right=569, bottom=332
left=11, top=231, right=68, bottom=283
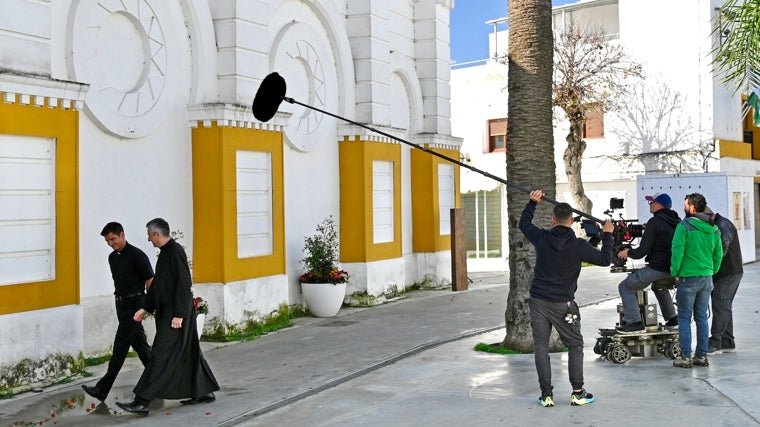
left=579, top=197, right=644, bottom=273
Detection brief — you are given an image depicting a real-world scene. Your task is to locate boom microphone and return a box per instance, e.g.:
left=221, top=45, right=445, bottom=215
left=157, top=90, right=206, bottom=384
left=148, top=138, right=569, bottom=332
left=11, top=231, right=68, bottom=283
left=251, top=72, right=604, bottom=224
left=252, top=72, right=287, bottom=122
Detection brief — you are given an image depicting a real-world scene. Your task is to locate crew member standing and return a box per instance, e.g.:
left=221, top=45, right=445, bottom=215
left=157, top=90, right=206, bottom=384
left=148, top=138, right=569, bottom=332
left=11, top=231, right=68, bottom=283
left=519, top=190, right=614, bottom=407
left=82, top=222, right=153, bottom=401
left=705, top=206, right=743, bottom=354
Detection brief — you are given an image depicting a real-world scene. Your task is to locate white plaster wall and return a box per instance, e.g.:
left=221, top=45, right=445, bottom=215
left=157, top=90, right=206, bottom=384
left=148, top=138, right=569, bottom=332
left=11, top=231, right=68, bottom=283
left=345, top=258, right=406, bottom=297
left=0, top=305, right=83, bottom=367
left=194, top=276, right=289, bottom=330
left=412, top=251, right=452, bottom=288
left=0, top=0, right=50, bottom=75
left=450, top=62, right=508, bottom=193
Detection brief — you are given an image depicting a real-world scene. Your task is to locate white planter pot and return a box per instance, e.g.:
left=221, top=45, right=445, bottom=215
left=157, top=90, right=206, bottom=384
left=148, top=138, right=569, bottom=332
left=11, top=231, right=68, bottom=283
left=196, top=313, right=205, bottom=339
left=300, top=282, right=347, bottom=317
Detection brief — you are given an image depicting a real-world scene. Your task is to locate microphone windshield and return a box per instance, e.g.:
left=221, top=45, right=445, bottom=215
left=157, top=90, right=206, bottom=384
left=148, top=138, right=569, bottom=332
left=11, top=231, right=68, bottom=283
left=252, top=72, right=286, bottom=122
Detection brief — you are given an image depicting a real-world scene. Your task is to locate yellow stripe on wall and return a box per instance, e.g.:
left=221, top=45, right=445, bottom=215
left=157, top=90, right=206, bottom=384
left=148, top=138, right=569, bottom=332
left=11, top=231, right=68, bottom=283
left=411, top=145, right=461, bottom=252
left=0, top=96, right=79, bottom=315
left=339, top=137, right=402, bottom=262
left=191, top=123, right=285, bottom=283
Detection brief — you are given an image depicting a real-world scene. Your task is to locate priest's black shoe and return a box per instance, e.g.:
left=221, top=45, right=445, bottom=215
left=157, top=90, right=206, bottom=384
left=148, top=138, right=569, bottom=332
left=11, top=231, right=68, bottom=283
left=116, top=401, right=149, bottom=416
left=180, top=392, right=216, bottom=405
left=81, top=384, right=106, bottom=401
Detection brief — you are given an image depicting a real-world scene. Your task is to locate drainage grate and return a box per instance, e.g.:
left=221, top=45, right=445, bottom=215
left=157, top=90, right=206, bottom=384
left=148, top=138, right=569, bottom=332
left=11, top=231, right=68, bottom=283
left=317, top=320, right=357, bottom=327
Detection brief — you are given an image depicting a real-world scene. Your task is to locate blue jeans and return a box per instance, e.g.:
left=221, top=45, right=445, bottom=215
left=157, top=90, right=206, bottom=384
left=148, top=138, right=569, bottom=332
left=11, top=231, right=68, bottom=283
left=676, top=276, right=713, bottom=358
left=618, top=266, right=677, bottom=324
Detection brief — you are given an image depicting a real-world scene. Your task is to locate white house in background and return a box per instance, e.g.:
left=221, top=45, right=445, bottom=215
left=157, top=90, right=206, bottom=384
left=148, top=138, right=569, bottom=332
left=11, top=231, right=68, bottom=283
left=452, top=0, right=759, bottom=271
left=0, top=0, right=461, bottom=389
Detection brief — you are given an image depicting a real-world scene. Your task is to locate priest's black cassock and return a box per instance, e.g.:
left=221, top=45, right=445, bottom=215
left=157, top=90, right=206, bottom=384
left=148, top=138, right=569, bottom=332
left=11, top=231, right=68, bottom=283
left=135, top=238, right=219, bottom=400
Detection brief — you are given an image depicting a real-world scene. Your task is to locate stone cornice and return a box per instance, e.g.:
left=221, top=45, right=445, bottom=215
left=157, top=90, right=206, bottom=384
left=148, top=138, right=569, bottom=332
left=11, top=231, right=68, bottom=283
left=0, top=72, right=87, bottom=110
left=188, top=103, right=291, bottom=131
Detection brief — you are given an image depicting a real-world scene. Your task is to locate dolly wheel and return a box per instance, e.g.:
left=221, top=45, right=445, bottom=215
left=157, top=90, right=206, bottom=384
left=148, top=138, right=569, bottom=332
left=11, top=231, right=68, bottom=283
left=668, top=342, right=681, bottom=360
left=609, top=344, right=631, bottom=364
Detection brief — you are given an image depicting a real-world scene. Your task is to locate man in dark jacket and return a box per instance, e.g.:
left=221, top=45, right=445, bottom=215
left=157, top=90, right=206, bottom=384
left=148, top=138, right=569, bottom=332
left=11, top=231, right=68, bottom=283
left=705, top=207, right=743, bottom=354
left=519, top=190, right=613, bottom=408
left=616, top=193, right=681, bottom=333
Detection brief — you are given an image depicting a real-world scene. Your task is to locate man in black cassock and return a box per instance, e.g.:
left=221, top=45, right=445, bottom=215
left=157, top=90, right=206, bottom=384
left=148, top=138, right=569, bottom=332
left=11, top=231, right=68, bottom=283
left=116, top=218, right=219, bottom=416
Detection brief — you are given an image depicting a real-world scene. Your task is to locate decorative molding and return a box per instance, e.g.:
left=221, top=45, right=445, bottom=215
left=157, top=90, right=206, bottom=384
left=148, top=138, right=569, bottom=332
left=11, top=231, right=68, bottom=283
left=68, top=0, right=182, bottom=138
left=0, top=73, right=87, bottom=110
left=188, top=104, right=290, bottom=132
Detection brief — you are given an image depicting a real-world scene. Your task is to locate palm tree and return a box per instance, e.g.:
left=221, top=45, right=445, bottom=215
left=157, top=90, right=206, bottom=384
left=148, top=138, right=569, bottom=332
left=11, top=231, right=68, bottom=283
left=502, top=0, right=556, bottom=352
left=712, top=0, right=760, bottom=95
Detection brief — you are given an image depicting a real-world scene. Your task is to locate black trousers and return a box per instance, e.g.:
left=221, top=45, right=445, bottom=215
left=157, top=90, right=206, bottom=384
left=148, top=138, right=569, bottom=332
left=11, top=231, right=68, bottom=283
left=96, top=295, right=152, bottom=394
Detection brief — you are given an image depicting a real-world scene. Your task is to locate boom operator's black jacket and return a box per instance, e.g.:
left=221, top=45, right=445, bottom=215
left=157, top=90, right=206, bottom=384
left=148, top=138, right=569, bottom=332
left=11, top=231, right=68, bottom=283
left=627, top=208, right=681, bottom=273
left=519, top=200, right=614, bottom=303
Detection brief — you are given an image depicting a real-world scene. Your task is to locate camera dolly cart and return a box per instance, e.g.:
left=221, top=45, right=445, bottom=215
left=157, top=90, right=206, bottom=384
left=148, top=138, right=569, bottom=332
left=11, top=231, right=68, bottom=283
left=594, top=278, right=680, bottom=364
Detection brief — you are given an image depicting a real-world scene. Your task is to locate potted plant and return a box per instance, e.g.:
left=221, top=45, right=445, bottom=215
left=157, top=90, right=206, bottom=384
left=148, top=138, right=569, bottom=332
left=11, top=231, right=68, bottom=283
left=299, top=216, right=349, bottom=317
left=193, top=295, right=209, bottom=338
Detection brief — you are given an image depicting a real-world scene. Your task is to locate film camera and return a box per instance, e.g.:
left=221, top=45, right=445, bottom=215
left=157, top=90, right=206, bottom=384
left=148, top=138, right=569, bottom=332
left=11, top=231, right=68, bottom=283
left=579, top=197, right=644, bottom=272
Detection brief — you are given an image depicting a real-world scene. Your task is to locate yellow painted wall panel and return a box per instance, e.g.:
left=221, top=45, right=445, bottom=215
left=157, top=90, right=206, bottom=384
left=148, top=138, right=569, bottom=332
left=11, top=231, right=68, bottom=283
left=191, top=124, right=285, bottom=283
left=339, top=137, right=402, bottom=262
left=0, top=97, right=79, bottom=315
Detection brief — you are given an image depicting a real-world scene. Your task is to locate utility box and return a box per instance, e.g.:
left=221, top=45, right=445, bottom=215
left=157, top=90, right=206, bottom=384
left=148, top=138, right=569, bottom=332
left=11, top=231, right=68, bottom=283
left=636, top=173, right=756, bottom=264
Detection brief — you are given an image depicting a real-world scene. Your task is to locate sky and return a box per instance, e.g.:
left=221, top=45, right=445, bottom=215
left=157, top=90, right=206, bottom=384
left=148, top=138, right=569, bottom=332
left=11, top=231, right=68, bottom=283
left=450, top=0, right=579, bottom=66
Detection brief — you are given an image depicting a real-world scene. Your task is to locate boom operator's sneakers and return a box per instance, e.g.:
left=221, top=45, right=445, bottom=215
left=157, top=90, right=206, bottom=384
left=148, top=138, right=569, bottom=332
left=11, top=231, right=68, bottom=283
left=570, top=389, right=595, bottom=406
left=538, top=394, right=554, bottom=407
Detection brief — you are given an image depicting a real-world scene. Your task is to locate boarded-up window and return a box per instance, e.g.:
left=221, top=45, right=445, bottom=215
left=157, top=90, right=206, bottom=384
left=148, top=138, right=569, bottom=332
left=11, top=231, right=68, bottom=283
left=236, top=150, right=273, bottom=258
left=583, top=111, right=604, bottom=139
left=488, top=118, right=507, bottom=152
left=373, top=160, right=394, bottom=243
left=0, top=135, right=55, bottom=286
left=438, top=164, right=455, bottom=236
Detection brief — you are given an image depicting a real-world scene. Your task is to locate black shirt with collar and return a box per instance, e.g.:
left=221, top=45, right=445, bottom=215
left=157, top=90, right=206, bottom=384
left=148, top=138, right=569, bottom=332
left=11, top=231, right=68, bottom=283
left=109, top=242, right=154, bottom=297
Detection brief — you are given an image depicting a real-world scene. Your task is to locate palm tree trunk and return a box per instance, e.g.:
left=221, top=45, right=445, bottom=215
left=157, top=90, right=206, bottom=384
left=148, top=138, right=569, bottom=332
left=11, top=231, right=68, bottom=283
left=502, top=0, right=557, bottom=352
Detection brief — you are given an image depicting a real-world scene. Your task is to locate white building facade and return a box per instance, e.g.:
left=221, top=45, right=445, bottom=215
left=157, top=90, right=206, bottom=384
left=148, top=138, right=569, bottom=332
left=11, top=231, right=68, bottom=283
left=452, top=0, right=759, bottom=271
left=0, top=0, right=461, bottom=389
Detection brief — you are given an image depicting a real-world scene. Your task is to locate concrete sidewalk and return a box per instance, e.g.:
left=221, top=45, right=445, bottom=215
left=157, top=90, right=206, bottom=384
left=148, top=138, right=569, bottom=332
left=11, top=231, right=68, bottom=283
left=1, top=264, right=758, bottom=426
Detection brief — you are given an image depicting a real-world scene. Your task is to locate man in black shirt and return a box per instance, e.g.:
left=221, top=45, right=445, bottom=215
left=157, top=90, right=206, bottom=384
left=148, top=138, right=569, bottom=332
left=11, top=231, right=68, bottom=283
left=82, top=222, right=154, bottom=401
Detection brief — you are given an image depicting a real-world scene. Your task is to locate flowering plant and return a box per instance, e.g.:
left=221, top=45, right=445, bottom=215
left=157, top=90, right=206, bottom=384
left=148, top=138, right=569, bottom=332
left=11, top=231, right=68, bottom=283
left=193, top=296, right=209, bottom=315
left=299, top=216, right=350, bottom=285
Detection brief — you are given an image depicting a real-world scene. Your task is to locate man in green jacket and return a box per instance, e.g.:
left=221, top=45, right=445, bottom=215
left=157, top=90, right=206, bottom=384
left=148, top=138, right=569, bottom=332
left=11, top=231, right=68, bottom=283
left=670, top=193, right=723, bottom=368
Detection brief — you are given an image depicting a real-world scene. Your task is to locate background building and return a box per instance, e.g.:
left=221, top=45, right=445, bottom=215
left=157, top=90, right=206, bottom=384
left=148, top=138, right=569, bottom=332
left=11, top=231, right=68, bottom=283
left=452, top=0, right=759, bottom=271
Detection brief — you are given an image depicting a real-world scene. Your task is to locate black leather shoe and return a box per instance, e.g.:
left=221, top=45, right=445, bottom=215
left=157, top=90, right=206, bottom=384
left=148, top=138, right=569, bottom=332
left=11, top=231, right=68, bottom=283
left=81, top=384, right=107, bottom=401
left=116, top=401, right=150, bottom=416
left=180, top=392, right=216, bottom=405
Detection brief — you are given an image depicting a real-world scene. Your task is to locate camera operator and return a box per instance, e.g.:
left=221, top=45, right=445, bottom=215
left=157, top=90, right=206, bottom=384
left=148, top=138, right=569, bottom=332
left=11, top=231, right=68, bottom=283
left=616, top=193, right=681, bottom=334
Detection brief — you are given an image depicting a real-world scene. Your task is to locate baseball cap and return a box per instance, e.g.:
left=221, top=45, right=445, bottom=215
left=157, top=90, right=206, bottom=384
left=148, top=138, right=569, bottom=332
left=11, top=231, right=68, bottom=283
left=645, top=193, right=672, bottom=209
